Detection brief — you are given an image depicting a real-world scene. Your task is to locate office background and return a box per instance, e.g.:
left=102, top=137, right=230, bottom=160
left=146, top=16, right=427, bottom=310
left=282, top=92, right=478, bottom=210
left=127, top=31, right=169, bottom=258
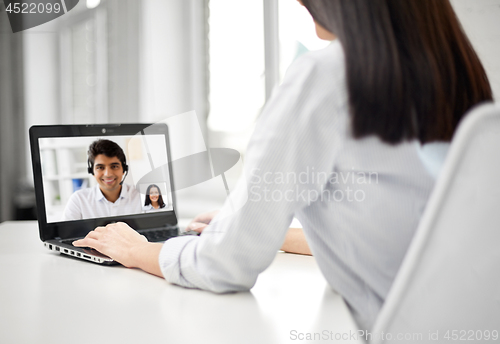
left=0, top=0, right=499, bottom=223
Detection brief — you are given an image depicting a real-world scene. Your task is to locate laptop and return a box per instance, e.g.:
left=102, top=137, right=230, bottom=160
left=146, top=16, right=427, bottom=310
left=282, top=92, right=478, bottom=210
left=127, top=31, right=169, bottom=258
left=30, top=123, right=186, bottom=265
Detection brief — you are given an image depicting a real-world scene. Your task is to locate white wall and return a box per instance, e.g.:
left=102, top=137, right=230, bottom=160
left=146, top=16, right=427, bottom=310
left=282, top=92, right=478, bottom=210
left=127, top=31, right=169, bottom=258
left=139, top=0, right=215, bottom=218
left=139, top=0, right=207, bottom=126
left=0, top=14, right=25, bottom=221
left=23, top=32, right=60, bottom=183
left=451, top=0, right=500, bottom=99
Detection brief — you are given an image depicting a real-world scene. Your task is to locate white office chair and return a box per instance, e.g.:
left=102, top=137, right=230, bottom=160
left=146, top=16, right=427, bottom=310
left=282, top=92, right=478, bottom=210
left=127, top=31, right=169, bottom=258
left=371, top=102, right=500, bottom=344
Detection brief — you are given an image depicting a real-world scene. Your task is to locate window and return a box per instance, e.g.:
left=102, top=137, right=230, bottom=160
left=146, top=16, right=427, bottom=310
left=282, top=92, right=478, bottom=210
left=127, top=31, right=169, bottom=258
left=278, top=0, right=330, bottom=79
left=60, top=14, right=105, bottom=123
left=207, top=0, right=266, bottom=153
left=207, top=0, right=329, bottom=154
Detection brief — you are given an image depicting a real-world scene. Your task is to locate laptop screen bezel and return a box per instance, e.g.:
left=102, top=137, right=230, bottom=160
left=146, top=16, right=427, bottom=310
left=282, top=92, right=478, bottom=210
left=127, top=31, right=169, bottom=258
left=30, top=123, right=178, bottom=241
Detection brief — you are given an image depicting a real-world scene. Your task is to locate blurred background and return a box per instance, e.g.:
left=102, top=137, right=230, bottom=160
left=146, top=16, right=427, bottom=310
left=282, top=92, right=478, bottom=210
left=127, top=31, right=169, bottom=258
left=0, top=0, right=499, bottom=222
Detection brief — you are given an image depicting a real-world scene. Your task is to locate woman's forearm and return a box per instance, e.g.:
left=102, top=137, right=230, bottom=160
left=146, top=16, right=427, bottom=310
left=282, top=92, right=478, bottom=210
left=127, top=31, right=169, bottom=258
left=280, top=228, right=312, bottom=255
left=131, top=242, right=164, bottom=277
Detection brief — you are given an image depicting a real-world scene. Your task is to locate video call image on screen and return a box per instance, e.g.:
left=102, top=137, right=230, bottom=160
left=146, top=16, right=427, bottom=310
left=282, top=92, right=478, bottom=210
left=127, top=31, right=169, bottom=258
left=39, top=135, right=173, bottom=223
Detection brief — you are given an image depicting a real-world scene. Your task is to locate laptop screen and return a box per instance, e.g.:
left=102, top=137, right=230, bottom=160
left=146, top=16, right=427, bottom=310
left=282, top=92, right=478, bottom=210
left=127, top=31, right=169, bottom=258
left=30, top=124, right=177, bottom=241
left=39, top=134, right=173, bottom=223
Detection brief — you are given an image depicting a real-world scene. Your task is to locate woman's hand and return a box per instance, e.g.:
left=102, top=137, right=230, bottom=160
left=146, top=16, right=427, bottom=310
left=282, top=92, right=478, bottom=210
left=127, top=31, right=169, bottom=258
left=281, top=227, right=312, bottom=255
left=186, top=210, right=220, bottom=233
left=72, top=222, right=164, bottom=276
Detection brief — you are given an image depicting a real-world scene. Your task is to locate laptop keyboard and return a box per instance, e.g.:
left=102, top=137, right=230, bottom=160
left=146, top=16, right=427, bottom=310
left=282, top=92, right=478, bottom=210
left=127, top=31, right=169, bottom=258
left=61, top=238, right=85, bottom=246
left=59, top=226, right=181, bottom=246
left=141, top=228, right=179, bottom=242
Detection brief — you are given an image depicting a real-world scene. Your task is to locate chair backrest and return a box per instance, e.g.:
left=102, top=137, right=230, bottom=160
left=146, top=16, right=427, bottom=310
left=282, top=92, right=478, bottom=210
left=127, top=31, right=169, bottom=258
left=370, top=102, right=500, bottom=344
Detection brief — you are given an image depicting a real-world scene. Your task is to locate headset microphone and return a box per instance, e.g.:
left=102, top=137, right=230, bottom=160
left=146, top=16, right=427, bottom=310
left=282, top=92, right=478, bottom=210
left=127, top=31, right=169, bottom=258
left=119, top=169, right=129, bottom=186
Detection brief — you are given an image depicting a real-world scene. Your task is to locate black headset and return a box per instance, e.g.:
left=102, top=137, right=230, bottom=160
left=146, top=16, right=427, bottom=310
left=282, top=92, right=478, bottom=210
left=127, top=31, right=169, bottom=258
left=87, top=157, right=129, bottom=185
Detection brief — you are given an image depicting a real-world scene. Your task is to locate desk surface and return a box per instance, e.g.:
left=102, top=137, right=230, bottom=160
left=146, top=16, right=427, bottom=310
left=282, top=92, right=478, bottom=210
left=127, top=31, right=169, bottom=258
left=0, top=221, right=362, bottom=344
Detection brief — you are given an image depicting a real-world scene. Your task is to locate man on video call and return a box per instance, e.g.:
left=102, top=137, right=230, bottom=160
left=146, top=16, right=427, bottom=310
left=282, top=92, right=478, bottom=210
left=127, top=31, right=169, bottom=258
left=63, top=139, right=142, bottom=221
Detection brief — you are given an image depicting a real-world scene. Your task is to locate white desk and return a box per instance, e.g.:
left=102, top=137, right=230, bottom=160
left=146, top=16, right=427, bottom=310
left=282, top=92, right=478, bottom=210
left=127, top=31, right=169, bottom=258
left=0, top=221, right=362, bottom=344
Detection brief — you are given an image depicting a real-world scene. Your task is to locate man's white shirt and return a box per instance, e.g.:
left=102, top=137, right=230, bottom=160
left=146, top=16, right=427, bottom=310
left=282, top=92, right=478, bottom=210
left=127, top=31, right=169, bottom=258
left=63, top=184, right=142, bottom=221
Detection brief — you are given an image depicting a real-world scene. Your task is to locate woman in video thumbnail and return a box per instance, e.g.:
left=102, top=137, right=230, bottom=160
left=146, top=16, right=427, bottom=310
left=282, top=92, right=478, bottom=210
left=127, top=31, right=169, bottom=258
left=143, top=184, right=166, bottom=212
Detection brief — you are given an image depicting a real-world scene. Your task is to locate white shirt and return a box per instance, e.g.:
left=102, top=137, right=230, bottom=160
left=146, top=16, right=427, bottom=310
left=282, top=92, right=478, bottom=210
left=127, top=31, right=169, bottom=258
left=63, top=184, right=142, bottom=221
left=142, top=204, right=167, bottom=213
left=159, top=41, right=442, bottom=331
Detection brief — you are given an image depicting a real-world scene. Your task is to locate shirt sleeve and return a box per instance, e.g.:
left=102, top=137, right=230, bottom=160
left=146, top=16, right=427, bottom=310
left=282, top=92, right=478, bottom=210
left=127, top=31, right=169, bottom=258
left=159, top=47, right=348, bottom=292
left=62, top=192, right=83, bottom=221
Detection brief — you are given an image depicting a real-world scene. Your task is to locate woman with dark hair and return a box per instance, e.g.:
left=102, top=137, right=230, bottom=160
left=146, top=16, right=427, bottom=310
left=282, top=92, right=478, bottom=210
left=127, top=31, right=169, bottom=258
left=143, top=184, right=166, bottom=212
left=74, top=0, right=493, bottom=331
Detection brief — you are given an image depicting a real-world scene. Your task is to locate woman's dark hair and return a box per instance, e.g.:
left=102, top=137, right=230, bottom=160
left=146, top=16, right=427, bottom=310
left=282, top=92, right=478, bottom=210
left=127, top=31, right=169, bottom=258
left=144, top=184, right=166, bottom=208
left=301, top=0, right=493, bottom=144
left=88, top=139, right=127, bottom=172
